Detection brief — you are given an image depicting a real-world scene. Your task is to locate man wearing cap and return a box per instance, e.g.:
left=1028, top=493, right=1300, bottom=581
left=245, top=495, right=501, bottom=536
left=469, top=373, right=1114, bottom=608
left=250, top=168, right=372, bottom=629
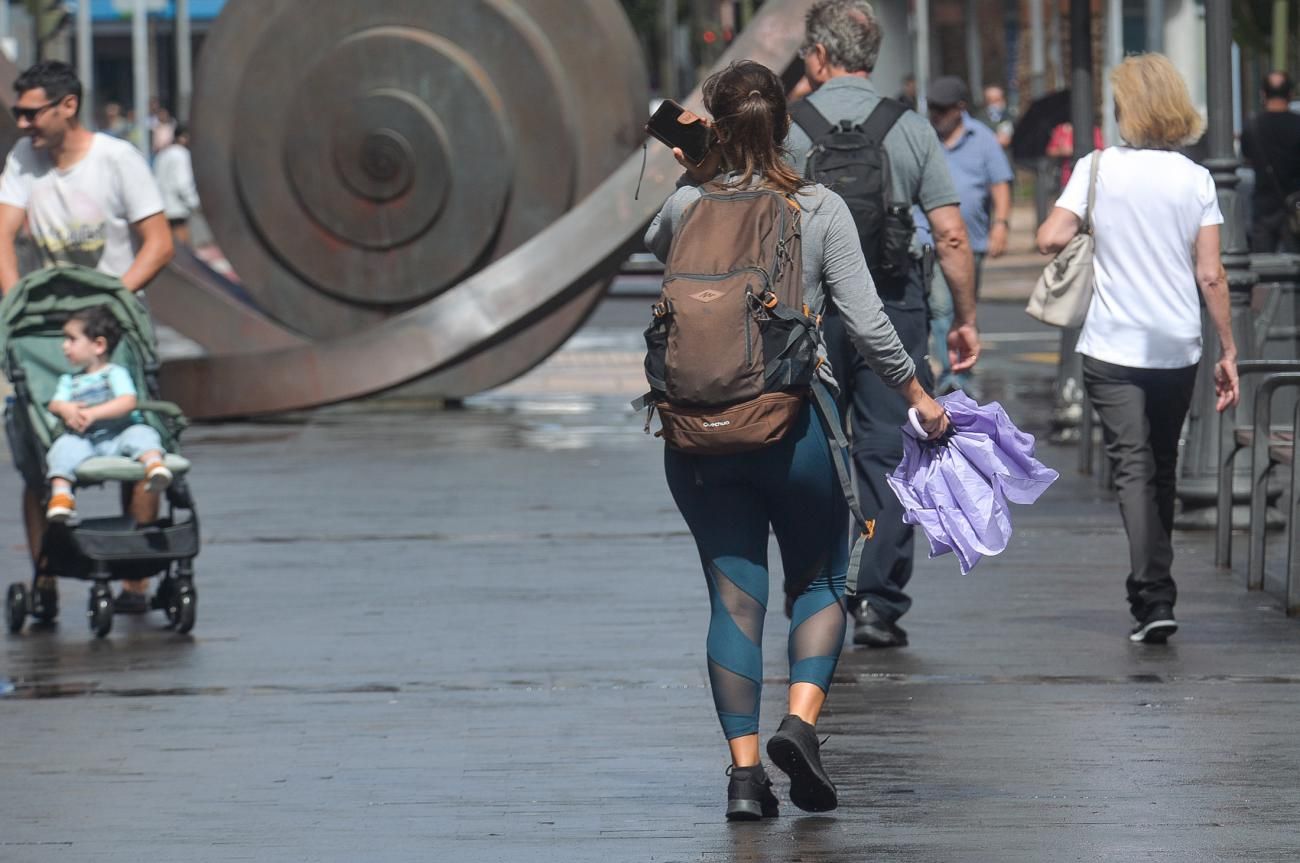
left=919, top=76, right=1013, bottom=394
left=788, top=0, right=980, bottom=649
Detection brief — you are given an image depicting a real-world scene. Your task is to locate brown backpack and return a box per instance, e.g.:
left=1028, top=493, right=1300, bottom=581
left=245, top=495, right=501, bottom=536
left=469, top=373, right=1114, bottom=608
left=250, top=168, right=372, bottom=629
left=637, top=181, right=819, bottom=454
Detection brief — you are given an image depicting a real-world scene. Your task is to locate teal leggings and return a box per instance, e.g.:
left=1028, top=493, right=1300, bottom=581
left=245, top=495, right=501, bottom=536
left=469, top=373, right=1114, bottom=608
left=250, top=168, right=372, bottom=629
left=664, top=403, right=848, bottom=739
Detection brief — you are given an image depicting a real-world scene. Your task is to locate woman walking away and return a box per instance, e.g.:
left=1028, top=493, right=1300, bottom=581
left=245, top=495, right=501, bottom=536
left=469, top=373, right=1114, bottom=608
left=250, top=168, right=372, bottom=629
left=1036, top=54, right=1239, bottom=644
left=644, top=60, right=948, bottom=820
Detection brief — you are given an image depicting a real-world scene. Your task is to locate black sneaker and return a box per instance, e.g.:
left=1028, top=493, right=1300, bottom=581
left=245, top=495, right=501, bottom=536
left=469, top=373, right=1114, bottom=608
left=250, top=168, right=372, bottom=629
left=766, top=714, right=837, bottom=812
left=1130, top=602, right=1178, bottom=644
left=852, top=600, right=908, bottom=648
left=113, top=590, right=150, bottom=615
left=725, top=763, right=779, bottom=821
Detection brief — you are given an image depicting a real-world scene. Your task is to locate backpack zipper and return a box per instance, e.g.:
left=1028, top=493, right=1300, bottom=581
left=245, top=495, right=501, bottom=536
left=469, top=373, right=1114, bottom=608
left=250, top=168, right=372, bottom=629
left=744, top=288, right=753, bottom=368
left=662, top=266, right=771, bottom=287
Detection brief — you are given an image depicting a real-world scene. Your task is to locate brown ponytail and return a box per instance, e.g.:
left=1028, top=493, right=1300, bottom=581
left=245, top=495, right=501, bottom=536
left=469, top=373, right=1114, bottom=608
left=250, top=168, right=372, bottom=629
left=701, top=60, right=808, bottom=196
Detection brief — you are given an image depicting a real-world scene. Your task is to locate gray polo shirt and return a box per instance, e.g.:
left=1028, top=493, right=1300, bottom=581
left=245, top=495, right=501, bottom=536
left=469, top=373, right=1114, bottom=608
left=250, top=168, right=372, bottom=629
left=785, top=76, right=959, bottom=213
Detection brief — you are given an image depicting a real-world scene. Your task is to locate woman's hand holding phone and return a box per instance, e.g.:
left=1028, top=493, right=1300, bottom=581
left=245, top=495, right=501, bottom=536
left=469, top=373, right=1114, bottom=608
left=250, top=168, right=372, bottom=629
left=673, top=141, right=722, bottom=185
left=647, top=100, right=721, bottom=184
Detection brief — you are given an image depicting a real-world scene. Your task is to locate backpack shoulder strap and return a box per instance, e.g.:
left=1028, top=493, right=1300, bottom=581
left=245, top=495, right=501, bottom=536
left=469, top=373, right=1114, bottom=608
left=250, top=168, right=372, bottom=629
left=809, top=379, right=874, bottom=598
left=857, top=98, right=908, bottom=146
left=789, top=100, right=835, bottom=141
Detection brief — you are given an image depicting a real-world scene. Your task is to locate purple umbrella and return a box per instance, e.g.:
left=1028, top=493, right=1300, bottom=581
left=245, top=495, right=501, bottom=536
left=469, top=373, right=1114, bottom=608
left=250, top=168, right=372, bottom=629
left=887, top=391, right=1060, bottom=574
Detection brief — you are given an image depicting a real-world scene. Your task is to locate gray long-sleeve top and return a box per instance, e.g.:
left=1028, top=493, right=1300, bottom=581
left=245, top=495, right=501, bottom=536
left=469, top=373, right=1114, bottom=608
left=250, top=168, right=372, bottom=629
left=643, top=179, right=917, bottom=389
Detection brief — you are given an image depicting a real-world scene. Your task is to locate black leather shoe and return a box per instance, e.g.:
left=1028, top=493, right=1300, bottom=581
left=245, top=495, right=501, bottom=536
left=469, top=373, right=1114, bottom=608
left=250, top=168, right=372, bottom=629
left=1130, top=602, right=1177, bottom=644
left=766, top=714, right=837, bottom=812
left=725, top=763, right=779, bottom=821
left=852, top=600, right=908, bottom=647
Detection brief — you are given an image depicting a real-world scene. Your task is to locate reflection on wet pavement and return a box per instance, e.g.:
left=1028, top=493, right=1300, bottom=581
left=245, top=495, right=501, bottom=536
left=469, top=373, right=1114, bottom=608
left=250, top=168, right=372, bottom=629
left=4, top=301, right=1300, bottom=861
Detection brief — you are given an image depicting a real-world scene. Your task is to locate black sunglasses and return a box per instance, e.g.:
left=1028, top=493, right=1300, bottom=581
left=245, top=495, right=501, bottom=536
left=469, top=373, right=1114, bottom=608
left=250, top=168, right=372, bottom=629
left=11, top=99, right=59, bottom=123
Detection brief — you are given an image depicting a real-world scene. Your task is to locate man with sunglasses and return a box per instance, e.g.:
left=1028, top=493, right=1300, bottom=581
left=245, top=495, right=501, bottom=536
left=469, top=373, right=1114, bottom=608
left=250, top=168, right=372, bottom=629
left=0, top=60, right=174, bottom=614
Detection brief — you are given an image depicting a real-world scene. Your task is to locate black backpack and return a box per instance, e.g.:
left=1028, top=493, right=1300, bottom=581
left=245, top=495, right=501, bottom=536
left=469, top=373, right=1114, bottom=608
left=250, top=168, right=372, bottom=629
left=790, top=98, right=914, bottom=281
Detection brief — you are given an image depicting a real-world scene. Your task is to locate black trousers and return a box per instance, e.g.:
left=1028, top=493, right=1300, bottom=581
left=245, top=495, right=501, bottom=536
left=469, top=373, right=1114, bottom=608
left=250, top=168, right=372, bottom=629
left=1081, top=356, right=1198, bottom=616
left=821, top=264, right=933, bottom=624
left=1250, top=209, right=1300, bottom=254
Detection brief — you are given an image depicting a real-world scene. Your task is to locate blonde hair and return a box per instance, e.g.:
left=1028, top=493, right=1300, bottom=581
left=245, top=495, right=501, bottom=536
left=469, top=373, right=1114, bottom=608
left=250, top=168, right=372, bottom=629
left=1111, top=54, right=1204, bottom=149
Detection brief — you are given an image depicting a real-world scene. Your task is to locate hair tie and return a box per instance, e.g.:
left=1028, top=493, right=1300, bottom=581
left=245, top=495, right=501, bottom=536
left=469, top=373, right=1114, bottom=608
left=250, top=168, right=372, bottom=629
left=747, top=89, right=761, bottom=97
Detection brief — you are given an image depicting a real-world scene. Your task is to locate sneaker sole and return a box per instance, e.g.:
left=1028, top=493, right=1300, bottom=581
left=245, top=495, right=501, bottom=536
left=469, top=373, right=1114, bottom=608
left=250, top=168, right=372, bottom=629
left=1130, top=619, right=1178, bottom=644
left=146, top=473, right=172, bottom=493
left=46, top=507, right=73, bottom=523
left=766, top=735, right=838, bottom=812
left=725, top=799, right=769, bottom=821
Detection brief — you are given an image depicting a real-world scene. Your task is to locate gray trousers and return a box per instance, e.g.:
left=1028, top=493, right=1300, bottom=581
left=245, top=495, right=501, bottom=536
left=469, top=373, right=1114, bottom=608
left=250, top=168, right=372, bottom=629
left=1081, top=356, right=1198, bottom=616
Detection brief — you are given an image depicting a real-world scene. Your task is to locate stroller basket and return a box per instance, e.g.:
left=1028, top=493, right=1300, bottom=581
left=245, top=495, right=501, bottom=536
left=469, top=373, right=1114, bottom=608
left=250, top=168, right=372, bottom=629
left=69, top=515, right=199, bottom=562
left=43, top=516, right=199, bottom=583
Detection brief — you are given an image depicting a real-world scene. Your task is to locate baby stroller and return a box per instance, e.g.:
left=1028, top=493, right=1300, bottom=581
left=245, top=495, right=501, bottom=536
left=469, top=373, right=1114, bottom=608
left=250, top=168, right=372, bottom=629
left=1, top=265, right=199, bottom=638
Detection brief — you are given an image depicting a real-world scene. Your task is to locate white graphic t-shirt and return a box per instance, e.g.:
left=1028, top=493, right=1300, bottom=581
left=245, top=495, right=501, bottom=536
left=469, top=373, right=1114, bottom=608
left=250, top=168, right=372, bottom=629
left=0, top=133, right=163, bottom=277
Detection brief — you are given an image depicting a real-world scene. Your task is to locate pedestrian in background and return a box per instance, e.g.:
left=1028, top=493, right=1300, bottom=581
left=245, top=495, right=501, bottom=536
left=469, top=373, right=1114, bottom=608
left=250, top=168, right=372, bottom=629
left=1036, top=54, right=1239, bottom=644
left=154, top=124, right=200, bottom=246
left=787, top=0, right=980, bottom=649
left=1241, top=71, right=1300, bottom=253
left=916, top=76, right=1013, bottom=395
left=896, top=74, right=917, bottom=111
left=975, top=84, right=1015, bottom=150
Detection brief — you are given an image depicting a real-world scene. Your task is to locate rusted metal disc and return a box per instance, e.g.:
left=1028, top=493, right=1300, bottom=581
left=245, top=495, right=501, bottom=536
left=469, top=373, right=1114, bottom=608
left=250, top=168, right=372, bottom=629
left=193, top=0, right=642, bottom=339
left=163, top=0, right=819, bottom=418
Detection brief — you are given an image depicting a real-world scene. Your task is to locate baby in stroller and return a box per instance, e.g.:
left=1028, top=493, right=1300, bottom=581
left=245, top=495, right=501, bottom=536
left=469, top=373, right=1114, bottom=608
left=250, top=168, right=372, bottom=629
left=45, top=305, right=173, bottom=524
left=3, top=265, right=200, bottom=638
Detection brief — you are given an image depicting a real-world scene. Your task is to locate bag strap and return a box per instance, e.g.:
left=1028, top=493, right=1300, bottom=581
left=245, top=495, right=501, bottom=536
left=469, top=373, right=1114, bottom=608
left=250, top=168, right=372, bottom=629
left=1082, top=148, right=1102, bottom=234
left=856, top=98, right=908, bottom=146
left=789, top=100, right=835, bottom=142
left=809, top=379, right=873, bottom=598
left=1262, top=159, right=1289, bottom=200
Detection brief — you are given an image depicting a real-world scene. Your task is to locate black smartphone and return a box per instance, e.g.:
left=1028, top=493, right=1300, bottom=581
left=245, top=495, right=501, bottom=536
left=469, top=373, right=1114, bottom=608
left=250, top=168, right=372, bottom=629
left=646, top=99, right=716, bottom=166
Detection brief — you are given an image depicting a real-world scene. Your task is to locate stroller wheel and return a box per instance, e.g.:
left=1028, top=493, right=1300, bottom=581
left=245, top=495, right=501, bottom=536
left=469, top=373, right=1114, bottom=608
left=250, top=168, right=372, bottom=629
left=87, top=586, right=113, bottom=638
left=173, top=580, right=197, bottom=635
left=6, top=582, right=28, bottom=634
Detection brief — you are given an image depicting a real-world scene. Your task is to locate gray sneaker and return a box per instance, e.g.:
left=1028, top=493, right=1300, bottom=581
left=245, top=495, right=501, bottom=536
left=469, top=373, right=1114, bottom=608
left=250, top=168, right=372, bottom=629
left=725, top=763, right=779, bottom=821
left=766, top=714, right=837, bottom=812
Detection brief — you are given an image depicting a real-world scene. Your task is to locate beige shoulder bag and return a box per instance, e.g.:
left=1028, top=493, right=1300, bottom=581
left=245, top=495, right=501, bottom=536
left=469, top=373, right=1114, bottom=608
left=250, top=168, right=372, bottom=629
left=1026, top=149, right=1101, bottom=328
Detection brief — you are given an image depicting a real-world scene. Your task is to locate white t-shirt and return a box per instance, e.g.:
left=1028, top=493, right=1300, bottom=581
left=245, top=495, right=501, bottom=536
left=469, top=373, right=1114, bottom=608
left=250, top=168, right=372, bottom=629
left=1057, top=147, right=1223, bottom=369
left=0, top=133, right=164, bottom=277
left=153, top=143, right=199, bottom=220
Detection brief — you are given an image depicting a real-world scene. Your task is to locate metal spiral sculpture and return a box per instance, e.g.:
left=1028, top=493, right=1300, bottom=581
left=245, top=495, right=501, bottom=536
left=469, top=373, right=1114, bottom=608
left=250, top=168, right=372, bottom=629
left=4, top=0, right=817, bottom=418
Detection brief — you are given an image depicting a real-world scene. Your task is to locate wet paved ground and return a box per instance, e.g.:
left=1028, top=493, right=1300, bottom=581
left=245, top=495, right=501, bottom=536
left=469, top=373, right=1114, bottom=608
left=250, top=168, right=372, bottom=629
left=3, top=298, right=1300, bottom=862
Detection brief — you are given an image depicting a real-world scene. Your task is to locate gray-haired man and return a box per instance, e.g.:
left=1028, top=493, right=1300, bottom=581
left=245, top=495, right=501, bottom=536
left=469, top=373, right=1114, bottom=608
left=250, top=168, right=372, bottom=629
left=787, top=0, right=981, bottom=647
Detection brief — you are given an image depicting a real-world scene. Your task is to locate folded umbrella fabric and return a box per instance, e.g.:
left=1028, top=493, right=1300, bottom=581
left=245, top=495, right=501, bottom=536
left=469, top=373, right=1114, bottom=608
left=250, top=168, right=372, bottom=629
left=886, top=390, right=1059, bottom=574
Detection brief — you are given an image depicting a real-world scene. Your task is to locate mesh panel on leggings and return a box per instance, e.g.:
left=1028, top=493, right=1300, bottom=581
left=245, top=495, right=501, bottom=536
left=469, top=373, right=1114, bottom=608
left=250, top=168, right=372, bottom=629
left=708, top=562, right=765, bottom=644
left=789, top=596, right=846, bottom=662
left=704, top=562, right=766, bottom=733
left=787, top=568, right=846, bottom=690
left=707, top=658, right=760, bottom=722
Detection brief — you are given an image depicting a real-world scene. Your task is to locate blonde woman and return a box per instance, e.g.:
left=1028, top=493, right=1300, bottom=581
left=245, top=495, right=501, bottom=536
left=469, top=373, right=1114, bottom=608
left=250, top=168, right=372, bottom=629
left=1036, top=54, right=1239, bottom=644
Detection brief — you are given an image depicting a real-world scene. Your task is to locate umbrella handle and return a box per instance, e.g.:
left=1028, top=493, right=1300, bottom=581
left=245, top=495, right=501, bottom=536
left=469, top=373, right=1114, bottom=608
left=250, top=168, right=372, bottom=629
left=907, top=407, right=928, bottom=439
